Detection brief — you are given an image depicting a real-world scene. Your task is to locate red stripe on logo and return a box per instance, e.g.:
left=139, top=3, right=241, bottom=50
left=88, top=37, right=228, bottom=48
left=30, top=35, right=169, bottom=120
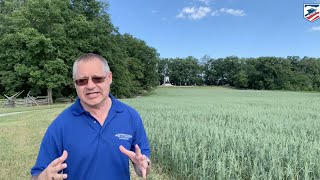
left=311, top=15, right=320, bottom=22
left=307, top=12, right=320, bottom=20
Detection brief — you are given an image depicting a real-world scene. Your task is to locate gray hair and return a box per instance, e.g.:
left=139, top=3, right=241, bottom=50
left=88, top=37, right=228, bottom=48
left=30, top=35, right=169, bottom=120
left=73, top=53, right=110, bottom=80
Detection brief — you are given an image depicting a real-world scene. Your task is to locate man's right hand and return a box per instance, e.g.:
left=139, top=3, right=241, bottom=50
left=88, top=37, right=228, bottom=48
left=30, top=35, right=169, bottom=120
left=33, top=150, right=68, bottom=180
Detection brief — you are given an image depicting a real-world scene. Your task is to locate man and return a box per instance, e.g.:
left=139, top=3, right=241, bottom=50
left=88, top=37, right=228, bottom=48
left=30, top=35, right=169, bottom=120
left=31, top=53, right=151, bottom=180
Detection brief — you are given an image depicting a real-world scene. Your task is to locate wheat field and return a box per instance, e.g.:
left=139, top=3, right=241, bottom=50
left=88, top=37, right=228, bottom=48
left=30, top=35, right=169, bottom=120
left=123, top=87, right=320, bottom=180
left=0, top=87, right=320, bottom=179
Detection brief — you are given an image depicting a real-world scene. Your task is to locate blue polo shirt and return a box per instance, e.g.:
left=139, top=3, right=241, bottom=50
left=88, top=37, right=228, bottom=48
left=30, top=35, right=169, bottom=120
left=31, top=94, right=150, bottom=180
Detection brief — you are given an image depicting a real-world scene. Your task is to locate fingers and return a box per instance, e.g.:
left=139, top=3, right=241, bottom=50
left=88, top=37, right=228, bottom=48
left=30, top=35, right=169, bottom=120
left=51, top=163, right=67, bottom=174
left=49, top=150, right=68, bottom=167
left=60, top=150, right=68, bottom=162
left=119, top=145, right=149, bottom=178
left=52, top=173, right=68, bottom=179
left=119, top=145, right=147, bottom=162
left=119, top=145, right=136, bottom=159
left=142, top=166, right=147, bottom=179
left=135, top=144, right=141, bottom=156
left=44, top=150, right=68, bottom=179
left=140, top=155, right=148, bottom=169
left=138, top=153, right=148, bottom=178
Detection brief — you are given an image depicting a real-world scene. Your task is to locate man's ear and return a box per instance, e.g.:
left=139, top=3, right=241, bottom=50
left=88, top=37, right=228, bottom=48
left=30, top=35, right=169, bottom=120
left=108, top=71, right=113, bottom=84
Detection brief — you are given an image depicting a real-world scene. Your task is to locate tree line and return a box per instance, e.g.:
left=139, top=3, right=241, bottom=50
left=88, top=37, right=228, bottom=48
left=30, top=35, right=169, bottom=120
left=159, top=56, right=320, bottom=91
left=1, top=0, right=319, bottom=100
left=0, top=0, right=159, bottom=99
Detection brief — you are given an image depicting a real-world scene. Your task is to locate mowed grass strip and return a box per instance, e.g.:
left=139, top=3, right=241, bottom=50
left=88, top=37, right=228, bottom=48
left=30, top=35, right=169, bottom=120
left=0, top=104, right=169, bottom=180
left=0, top=104, right=68, bottom=114
left=0, top=108, right=62, bottom=179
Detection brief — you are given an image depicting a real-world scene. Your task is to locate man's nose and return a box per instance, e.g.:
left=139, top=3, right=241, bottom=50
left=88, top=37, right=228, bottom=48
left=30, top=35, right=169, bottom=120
left=86, top=78, right=96, bottom=89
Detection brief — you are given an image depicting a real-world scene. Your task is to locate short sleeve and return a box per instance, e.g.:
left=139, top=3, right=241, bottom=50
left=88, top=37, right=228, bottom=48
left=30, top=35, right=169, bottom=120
left=130, top=111, right=151, bottom=158
left=30, top=122, right=63, bottom=176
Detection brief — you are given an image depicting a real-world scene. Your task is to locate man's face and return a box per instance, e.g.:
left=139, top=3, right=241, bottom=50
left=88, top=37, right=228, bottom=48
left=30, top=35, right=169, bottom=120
left=74, top=58, right=112, bottom=109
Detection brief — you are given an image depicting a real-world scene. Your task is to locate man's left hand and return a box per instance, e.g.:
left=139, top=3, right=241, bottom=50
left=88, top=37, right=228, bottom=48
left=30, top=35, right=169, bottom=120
left=119, top=144, right=150, bottom=178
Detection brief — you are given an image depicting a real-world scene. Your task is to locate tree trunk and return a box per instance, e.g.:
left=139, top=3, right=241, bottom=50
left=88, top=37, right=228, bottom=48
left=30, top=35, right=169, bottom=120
left=47, top=88, right=53, bottom=105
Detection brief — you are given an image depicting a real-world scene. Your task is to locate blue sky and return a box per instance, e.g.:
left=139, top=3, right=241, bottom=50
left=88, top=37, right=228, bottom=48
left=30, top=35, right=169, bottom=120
left=107, top=0, right=320, bottom=59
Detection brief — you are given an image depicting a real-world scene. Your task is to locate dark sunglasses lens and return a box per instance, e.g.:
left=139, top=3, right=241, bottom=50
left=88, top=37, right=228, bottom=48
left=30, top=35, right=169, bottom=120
left=75, top=79, right=88, bottom=86
left=92, top=77, right=105, bottom=84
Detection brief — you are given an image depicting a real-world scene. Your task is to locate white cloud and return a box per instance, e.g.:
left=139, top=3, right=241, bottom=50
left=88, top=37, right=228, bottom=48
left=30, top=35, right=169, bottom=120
left=311, top=26, right=320, bottom=31
left=198, top=0, right=210, bottom=5
left=219, top=8, right=246, bottom=16
left=211, top=10, right=220, bottom=16
left=210, top=8, right=246, bottom=16
left=177, top=6, right=211, bottom=20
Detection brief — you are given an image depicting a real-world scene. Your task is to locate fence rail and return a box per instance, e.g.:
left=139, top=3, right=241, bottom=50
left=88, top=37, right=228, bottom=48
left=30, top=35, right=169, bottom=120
left=0, top=96, right=74, bottom=108
left=0, top=99, right=6, bottom=107
left=0, top=96, right=50, bottom=108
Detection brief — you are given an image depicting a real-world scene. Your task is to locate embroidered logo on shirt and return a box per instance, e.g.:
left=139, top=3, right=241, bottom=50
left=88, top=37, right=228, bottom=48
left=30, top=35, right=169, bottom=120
left=115, top=133, right=132, bottom=140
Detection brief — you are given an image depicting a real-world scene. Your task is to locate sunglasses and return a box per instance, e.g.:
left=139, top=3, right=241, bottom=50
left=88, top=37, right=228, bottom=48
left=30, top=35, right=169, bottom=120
left=75, top=76, right=107, bottom=86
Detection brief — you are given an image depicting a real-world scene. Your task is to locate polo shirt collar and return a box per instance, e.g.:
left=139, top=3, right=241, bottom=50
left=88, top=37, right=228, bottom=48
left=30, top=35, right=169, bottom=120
left=109, top=94, right=124, bottom=113
left=71, top=93, right=124, bottom=116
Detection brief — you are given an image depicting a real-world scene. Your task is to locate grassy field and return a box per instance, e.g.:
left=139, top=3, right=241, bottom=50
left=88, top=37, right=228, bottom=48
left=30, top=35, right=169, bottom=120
left=0, top=104, right=168, bottom=180
left=1, top=87, right=320, bottom=179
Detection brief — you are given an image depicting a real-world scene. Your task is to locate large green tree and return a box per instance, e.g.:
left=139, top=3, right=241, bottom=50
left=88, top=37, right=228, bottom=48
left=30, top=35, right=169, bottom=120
left=121, top=34, right=159, bottom=91
left=0, top=0, right=160, bottom=99
left=167, top=57, right=203, bottom=86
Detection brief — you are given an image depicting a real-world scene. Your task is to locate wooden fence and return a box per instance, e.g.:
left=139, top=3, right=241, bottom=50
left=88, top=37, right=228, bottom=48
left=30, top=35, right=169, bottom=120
left=0, top=96, right=50, bottom=108
left=0, top=99, right=6, bottom=107
left=0, top=96, right=74, bottom=108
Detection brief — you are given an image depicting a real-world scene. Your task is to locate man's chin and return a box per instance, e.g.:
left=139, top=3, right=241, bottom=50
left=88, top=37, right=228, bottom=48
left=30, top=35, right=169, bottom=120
left=83, top=100, right=103, bottom=109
